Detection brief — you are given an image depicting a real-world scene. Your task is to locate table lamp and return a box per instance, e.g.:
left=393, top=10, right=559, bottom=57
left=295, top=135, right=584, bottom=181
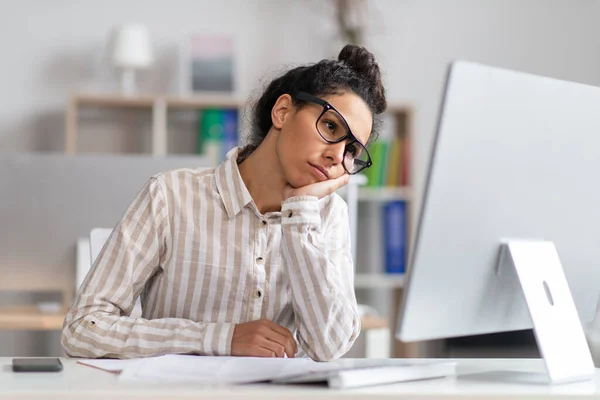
left=112, top=24, right=153, bottom=95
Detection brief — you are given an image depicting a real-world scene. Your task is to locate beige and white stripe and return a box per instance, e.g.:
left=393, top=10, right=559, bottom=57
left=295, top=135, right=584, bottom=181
left=61, top=147, right=360, bottom=361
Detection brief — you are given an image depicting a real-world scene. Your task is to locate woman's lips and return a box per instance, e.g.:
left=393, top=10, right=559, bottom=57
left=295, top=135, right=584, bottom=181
left=309, top=163, right=329, bottom=181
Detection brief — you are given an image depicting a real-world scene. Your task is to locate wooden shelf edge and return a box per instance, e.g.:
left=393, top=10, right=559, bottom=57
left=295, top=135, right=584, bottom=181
left=0, top=306, right=389, bottom=333
left=360, top=315, right=388, bottom=330
left=71, top=92, right=245, bottom=109
left=73, top=93, right=155, bottom=107
left=165, top=95, right=244, bottom=109
left=72, top=92, right=410, bottom=113
left=387, top=102, right=413, bottom=113
left=0, top=306, right=65, bottom=331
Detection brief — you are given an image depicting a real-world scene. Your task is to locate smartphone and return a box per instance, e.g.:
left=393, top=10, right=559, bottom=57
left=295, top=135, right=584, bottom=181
left=12, top=358, right=63, bottom=372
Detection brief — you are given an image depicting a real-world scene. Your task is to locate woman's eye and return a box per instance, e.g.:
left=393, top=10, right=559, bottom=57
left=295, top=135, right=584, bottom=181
left=346, top=145, right=357, bottom=157
left=325, top=121, right=337, bottom=133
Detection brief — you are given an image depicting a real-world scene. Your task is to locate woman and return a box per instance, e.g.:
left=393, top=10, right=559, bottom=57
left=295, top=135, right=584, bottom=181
left=61, top=44, right=387, bottom=362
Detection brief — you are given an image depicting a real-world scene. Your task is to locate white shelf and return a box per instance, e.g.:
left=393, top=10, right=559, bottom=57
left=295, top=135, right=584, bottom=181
left=354, top=273, right=405, bottom=289
left=357, top=187, right=411, bottom=202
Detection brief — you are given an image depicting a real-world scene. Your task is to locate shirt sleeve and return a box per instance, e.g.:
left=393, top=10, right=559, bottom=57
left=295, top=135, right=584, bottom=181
left=61, top=177, right=235, bottom=359
left=280, top=195, right=361, bottom=361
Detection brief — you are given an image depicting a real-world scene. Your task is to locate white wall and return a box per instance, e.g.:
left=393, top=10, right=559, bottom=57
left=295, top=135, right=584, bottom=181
left=367, top=0, right=600, bottom=208
left=4, top=0, right=600, bottom=208
left=2, top=0, right=600, bottom=356
left=0, top=0, right=286, bottom=152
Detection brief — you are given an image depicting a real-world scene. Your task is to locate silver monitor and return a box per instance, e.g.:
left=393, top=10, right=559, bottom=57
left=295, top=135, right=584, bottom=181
left=397, top=61, right=600, bottom=382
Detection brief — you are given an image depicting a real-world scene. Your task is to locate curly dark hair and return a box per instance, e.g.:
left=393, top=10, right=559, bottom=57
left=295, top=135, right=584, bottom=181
left=240, top=45, right=386, bottom=160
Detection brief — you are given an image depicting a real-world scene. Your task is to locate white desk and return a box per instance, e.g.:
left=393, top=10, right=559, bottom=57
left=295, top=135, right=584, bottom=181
left=1, top=357, right=599, bottom=399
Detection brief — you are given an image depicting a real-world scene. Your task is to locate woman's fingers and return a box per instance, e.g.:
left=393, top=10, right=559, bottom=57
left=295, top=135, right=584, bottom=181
left=284, top=173, right=350, bottom=200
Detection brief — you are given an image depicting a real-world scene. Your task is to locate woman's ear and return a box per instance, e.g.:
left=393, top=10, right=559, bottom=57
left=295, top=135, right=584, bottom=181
left=271, top=94, right=294, bottom=130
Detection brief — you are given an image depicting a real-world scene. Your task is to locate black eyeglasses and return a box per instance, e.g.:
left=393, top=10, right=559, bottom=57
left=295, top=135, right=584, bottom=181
left=294, top=91, right=372, bottom=175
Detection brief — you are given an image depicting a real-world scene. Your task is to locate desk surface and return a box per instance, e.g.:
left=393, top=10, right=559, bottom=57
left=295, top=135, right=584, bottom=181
left=0, top=357, right=599, bottom=399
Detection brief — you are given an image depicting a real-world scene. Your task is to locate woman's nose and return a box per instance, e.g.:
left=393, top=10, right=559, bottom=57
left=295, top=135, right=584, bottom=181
left=324, top=142, right=346, bottom=164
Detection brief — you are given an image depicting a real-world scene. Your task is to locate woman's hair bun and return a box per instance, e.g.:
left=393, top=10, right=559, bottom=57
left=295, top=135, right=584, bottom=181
left=338, top=44, right=386, bottom=113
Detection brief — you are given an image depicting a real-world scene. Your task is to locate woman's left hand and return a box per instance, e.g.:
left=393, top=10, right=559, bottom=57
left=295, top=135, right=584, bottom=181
left=283, top=174, right=350, bottom=201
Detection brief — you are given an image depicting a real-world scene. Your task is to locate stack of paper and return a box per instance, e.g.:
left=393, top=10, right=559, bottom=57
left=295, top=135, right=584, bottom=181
left=78, top=355, right=456, bottom=389
left=117, top=355, right=337, bottom=384
left=77, top=358, right=143, bottom=374
left=79, top=355, right=337, bottom=384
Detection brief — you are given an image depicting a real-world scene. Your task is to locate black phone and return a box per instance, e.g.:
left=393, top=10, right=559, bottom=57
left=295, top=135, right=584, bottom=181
left=12, top=358, right=63, bottom=373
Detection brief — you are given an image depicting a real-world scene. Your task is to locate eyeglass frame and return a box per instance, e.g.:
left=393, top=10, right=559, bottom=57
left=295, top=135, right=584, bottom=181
left=293, top=91, right=373, bottom=175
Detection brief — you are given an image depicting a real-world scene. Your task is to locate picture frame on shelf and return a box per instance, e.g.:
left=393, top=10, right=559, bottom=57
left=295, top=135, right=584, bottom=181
left=178, top=34, right=236, bottom=96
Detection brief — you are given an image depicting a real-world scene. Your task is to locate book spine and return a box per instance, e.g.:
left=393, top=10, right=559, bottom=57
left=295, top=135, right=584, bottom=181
left=385, top=139, right=400, bottom=187
left=383, top=200, right=406, bottom=274
left=377, top=141, right=388, bottom=186
left=221, top=109, right=239, bottom=161
left=198, top=108, right=225, bottom=165
left=401, top=135, right=410, bottom=186
left=366, top=142, right=385, bottom=187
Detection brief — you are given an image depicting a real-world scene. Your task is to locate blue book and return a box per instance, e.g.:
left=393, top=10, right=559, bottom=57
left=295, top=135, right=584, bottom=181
left=383, top=201, right=406, bottom=274
left=221, top=109, right=239, bottom=161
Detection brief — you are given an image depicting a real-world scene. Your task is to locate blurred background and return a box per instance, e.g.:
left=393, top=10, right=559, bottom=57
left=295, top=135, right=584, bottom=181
left=2, top=0, right=600, bottom=358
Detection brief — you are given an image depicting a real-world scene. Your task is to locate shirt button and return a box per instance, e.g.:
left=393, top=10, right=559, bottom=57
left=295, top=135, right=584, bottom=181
left=261, top=220, right=267, bottom=226
left=254, top=289, right=262, bottom=299
left=256, top=256, right=264, bottom=264
left=286, top=211, right=294, bottom=218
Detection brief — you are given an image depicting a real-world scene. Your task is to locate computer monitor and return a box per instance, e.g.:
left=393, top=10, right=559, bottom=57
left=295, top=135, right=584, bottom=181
left=396, top=61, right=600, bottom=383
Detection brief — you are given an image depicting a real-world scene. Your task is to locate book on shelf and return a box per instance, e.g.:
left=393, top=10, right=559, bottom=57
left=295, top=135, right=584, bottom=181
left=364, top=136, right=410, bottom=188
left=197, top=108, right=239, bottom=164
left=383, top=200, right=407, bottom=274
left=360, top=129, right=411, bottom=275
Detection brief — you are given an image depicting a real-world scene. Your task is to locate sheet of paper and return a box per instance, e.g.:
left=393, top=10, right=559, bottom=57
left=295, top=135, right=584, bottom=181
left=78, top=358, right=144, bottom=373
left=118, top=355, right=339, bottom=384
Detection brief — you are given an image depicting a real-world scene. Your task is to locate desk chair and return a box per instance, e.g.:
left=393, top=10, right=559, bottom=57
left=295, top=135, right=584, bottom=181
left=89, top=228, right=143, bottom=318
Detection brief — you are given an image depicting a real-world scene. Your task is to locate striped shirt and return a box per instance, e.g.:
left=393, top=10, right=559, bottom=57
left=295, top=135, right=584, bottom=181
left=61, top=147, right=360, bottom=361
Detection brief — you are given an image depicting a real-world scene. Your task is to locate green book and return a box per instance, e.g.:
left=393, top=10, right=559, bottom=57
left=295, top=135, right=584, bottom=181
left=377, top=141, right=389, bottom=186
left=198, top=109, right=225, bottom=164
left=367, top=142, right=386, bottom=187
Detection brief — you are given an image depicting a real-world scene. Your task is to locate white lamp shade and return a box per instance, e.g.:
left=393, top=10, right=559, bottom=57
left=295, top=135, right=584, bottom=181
left=112, top=24, right=154, bottom=69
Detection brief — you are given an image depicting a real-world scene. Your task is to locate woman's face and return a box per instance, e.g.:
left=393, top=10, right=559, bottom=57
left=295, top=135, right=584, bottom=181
left=274, top=91, right=373, bottom=188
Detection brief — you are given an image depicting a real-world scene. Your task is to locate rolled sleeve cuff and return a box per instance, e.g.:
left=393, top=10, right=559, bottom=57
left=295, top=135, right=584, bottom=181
left=281, top=196, right=321, bottom=226
left=192, top=322, right=236, bottom=356
left=222, top=322, right=236, bottom=356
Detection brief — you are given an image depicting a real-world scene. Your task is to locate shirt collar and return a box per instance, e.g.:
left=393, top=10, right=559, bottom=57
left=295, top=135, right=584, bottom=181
left=215, top=147, right=254, bottom=219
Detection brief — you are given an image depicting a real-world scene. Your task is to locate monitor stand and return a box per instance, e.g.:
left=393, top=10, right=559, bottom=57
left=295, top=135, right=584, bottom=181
left=497, top=239, right=596, bottom=384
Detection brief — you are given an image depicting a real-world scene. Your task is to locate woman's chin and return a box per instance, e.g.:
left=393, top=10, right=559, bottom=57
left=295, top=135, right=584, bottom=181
left=287, top=176, right=316, bottom=189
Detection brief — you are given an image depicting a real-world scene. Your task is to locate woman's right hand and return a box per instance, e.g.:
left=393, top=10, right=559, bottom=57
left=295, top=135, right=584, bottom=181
left=231, top=319, right=298, bottom=358
left=283, top=173, right=350, bottom=201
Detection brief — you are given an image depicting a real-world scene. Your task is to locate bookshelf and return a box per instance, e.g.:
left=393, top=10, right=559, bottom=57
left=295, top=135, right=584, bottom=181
left=65, top=93, right=245, bottom=155
left=65, top=93, right=412, bottom=156
left=61, top=92, right=415, bottom=356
